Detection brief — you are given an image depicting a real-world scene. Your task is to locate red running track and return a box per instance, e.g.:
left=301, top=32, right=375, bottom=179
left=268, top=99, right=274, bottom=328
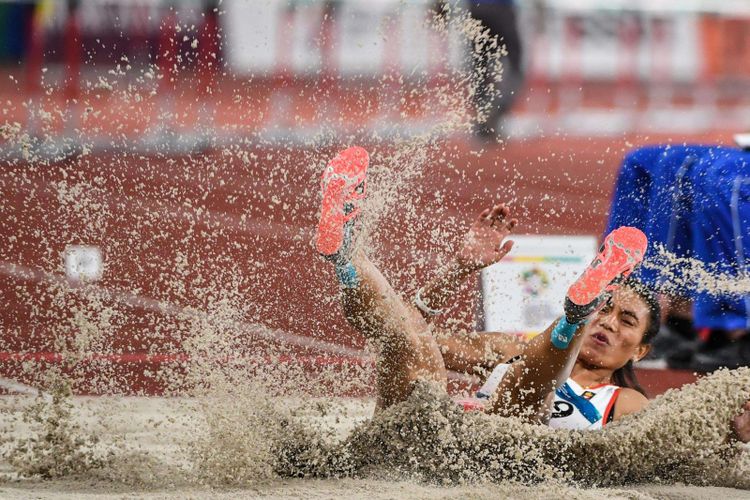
left=2, top=134, right=726, bottom=395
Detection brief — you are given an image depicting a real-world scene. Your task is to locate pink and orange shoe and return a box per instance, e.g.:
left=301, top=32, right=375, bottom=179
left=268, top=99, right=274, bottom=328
left=564, top=226, right=648, bottom=323
left=315, top=146, right=369, bottom=259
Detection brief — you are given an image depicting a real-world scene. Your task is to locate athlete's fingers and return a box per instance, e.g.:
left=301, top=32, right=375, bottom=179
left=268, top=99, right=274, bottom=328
left=498, top=240, right=514, bottom=256
left=486, top=208, right=503, bottom=227
left=489, top=204, right=508, bottom=225
left=499, top=204, right=510, bottom=219
left=497, top=216, right=517, bottom=233
left=492, top=204, right=507, bottom=219
left=477, top=208, right=493, bottom=226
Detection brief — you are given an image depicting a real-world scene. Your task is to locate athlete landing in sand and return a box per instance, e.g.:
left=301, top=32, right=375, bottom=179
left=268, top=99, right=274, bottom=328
left=314, top=146, right=750, bottom=439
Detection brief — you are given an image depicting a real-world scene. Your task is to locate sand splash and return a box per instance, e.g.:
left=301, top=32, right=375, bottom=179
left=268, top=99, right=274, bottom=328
left=644, top=244, right=750, bottom=297
left=10, top=366, right=737, bottom=490
left=0, top=3, right=749, bottom=498
left=273, top=368, right=750, bottom=488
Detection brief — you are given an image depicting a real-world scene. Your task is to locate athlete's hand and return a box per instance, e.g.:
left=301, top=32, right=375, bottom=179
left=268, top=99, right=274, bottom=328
left=731, top=400, right=750, bottom=443
left=457, top=204, right=517, bottom=272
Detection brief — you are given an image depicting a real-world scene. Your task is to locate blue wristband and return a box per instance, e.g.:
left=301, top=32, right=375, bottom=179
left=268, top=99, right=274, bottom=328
left=551, top=316, right=579, bottom=349
left=335, top=261, right=360, bottom=289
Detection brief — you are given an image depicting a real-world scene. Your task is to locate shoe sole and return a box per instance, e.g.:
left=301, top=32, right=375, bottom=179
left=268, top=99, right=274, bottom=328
left=567, top=226, right=647, bottom=306
left=315, top=146, right=369, bottom=256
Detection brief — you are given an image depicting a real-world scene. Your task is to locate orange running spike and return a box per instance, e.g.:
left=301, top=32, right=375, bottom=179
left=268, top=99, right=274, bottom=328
left=565, top=227, right=647, bottom=322
left=315, top=146, right=369, bottom=257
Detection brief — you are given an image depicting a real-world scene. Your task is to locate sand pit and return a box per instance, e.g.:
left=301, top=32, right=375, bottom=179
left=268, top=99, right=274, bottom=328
left=0, top=380, right=748, bottom=499
left=3, top=480, right=750, bottom=500
left=0, top=389, right=747, bottom=499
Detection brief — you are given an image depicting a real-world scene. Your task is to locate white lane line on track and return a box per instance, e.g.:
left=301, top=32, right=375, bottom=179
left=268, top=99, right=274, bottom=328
left=0, top=260, right=478, bottom=385
left=6, top=177, right=312, bottom=242
left=0, top=260, right=365, bottom=359
left=0, top=376, right=52, bottom=401
left=0, top=377, right=43, bottom=396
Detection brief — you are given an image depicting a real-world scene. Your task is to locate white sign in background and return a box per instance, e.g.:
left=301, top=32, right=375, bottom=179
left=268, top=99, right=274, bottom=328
left=481, top=235, right=597, bottom=336
left=64, top=245, right=103, bottom=282
left=224, top=0, right=703, bottom=80
left=224, top=0, right=465, bottom=77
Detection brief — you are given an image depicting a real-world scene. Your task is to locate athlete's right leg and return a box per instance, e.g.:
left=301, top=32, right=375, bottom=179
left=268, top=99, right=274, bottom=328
left=315, top=147, right=446, bottom=410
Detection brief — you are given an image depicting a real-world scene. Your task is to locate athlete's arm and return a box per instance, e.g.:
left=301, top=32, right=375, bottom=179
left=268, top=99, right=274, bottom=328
left=612, top=388, right=649, bottom=420
left=614, top=392, right=750, bottom=444
left=730, top=400, right=750, bottom=443
left=713, top=400, right=750, bottom=462
left=416, top=204, right=517, bottom=320
left=436, top=330, right=525, bottom=373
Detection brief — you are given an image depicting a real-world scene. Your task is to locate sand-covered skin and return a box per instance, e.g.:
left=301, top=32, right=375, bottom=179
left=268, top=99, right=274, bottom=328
left=2, top=3, right=750, bottom=498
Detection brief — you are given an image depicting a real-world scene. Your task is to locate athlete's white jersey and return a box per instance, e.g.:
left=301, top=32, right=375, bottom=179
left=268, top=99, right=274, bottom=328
left=475, top=362, right=621, bottom=430
left=547, top=378, right=620, bottom=430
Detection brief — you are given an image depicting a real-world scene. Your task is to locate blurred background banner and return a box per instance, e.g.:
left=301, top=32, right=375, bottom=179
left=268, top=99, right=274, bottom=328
left=481, top=235, right=597, bottom=337
left=1, top=0, right=750, bottom=151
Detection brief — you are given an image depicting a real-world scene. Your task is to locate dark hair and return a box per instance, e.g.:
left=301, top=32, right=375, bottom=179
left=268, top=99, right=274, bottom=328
left=610, top=277, right=661, bottom=396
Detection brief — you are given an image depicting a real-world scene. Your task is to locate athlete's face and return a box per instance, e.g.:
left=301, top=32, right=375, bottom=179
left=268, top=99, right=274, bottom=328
left=579, top=288, right=652, bottom=371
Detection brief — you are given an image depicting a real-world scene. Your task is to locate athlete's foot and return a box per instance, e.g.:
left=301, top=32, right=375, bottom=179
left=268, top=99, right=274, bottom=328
left=315, top=146, right=369, bottom=262
left=564, top=226, right=648, bottom=324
